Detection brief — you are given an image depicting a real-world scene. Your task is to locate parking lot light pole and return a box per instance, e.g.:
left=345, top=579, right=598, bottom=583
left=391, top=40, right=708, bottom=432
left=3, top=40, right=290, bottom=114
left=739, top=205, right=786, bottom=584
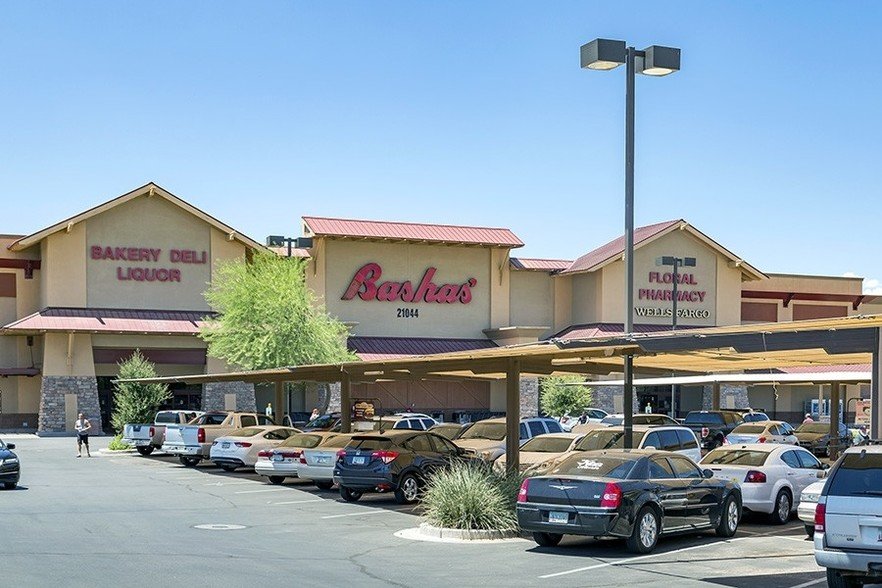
left=581, top=39, right=680, bottom=448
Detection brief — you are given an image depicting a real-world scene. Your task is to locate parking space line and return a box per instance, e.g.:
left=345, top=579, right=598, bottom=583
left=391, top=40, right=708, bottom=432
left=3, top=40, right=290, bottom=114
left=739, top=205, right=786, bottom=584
left=539, top=537, right=749, bottom=579
left=321, top=511, right=388, bottom=519
left=787, top=578, right=825, bottom=588
left=204, top=481, right=258, bottom=486
left=270, top=499, right=325, bottom=505
left=234, top=488, right=288, bottom=494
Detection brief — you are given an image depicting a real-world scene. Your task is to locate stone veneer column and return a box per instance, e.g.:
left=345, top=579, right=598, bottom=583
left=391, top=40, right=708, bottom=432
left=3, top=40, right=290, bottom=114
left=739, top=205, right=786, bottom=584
left=519, top=377, right=539, bottom=418
left=202, top=381, right=256, bottom=412
left=326, top=382, right=342, bottom=414
left=591, top=385, right=641, bottom=415
left=38, top=376, right=101, bottom=434
left=702, top=384, right=750, bottom=410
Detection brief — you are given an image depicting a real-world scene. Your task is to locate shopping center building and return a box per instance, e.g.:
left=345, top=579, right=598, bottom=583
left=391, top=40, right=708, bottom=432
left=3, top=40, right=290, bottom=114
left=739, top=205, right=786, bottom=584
left=0, top=182, right=877, bottom=433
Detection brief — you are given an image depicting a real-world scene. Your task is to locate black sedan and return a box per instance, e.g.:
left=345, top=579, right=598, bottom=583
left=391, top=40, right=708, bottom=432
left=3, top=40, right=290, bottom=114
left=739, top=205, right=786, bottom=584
left=0, top=439, right=20, bottom=489
left=517, top=449, right=741, bottom=553
left=334, top=430, right=469, bottom=504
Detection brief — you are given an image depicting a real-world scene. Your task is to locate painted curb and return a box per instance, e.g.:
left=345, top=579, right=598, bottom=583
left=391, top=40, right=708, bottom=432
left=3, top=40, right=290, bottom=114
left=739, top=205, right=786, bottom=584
left=418, top=522, right=521, bottom=541
left=394, top=525, right=528, bottom=544
left=98, top=448, right=136, bottom=455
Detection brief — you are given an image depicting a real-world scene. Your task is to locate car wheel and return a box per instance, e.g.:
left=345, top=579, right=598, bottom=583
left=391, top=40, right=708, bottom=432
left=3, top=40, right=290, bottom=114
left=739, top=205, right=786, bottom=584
left=769, top=489, right=792, bottom=525
left=315, top=480, right=334, bottom=491
left=219, top=464, right=238, bottom=472
left=715, top=494, right=740, bottom=537
left=179, top=456, right=200, bottom=467
left=339, top=486, right=362, bottom=502
left=804, top=524, right=815, bottom=538
left=268, top=476, right=285, bottom=485
left=532, top=532, right=563, bottom=547
left=826, top=568, right=863, bottom=588
left=135, top=446, right=154, bottom=456
left=395, top=474, right=420, bottom=504
left=626, top=506, right=660, bottom=554
left=3, top=482, right=16, bottom=490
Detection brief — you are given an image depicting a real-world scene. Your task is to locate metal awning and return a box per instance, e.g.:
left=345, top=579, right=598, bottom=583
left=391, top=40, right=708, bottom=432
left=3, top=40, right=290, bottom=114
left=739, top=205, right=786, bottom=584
left=576, top=372, right=872, bottom=387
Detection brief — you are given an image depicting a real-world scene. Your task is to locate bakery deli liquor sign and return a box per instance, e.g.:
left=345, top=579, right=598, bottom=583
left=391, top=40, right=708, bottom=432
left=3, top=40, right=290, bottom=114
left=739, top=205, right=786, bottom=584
left=636, top=268, right=711, bottom=320
left=90, top=245, right=207, bottom=283
left=342, top=262, right=477, bottom=318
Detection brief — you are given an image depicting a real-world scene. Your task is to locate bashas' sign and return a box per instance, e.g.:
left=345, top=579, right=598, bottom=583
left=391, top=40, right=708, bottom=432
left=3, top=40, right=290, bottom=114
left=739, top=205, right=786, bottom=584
left=341, top=262, right=477, bottom=304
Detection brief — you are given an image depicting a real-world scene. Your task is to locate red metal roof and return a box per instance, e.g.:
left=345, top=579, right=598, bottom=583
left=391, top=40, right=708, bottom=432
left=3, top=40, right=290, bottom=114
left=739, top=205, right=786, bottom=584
left=348, top=337, right=497, bottom=361
left=303, top=216, right=523, bottom=248
left=1, top=308, right=215, bottom=335
left=551, top=322, right=692, bottom=341
left=510, top=257, right=572, bottom=272
left=561, top=220, right=682, bottom=275
left=773, top=364, right=871, bottom=374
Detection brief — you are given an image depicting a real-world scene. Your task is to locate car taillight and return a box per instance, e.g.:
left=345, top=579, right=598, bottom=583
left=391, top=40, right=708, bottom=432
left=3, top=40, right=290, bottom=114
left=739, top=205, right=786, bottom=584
left=336, top=449, right=347, bottom=461
left=197, top=428, right=205, bottom=443
left=744, top=470, right=766, bottom=483
left=371, top=450, right=399, bottom=464
left=257, top=450, right=272, bottom=458
left=234, top=442, right=252, bottom=448
left=278, top=450, right=301, bottom=459
left=757, top=436, right=767, bottom=443
left=517, top=479, right=529, bottom=503
left=600, top=483, right=622, bottom=509
left=149, top=426, right=155, bottom=438
left=701, top=427, right=709, bottom=438
left=814, top=502, right=826, bottom=532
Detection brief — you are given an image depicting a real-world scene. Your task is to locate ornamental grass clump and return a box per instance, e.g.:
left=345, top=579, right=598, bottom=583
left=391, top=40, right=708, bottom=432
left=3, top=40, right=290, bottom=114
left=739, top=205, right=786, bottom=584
left=421, top=461, right=524, bottom=531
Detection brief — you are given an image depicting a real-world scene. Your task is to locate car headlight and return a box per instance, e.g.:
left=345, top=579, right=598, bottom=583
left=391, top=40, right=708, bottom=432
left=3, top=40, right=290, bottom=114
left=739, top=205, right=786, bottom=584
left=801, top=493, right=819, bottom=503
left=2, top=458, right=18, bottom=466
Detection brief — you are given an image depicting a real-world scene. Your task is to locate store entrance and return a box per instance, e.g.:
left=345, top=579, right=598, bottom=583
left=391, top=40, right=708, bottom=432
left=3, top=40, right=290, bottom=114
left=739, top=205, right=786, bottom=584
left=637, top=385, right=679, bottom=418
left=97, top=377, right=203, bottom=434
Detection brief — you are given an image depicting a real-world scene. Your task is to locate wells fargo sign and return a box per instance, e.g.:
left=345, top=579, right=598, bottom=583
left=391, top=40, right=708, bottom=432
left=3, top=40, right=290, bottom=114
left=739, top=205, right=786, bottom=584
left=635, top=267, right=712, bottom=320
left=89, top=245, right=207, bottom=282
left=341, top=262, right=477, bottom=304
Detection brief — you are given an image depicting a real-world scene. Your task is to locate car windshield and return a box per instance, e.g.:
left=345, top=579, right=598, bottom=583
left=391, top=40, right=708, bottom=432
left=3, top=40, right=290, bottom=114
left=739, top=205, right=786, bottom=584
left=459, top=423, right=507, bottom=441
left=155, top=412, right=181, bottom=424
left=600, top=416, right=623, bottom=426
left=684, top=412, right=724, bottom=425
left=743, top=413, right=768, bottom=422
left=575, top=431, right=642, bottom=451
left=430, top=425, right=461, bottom=440
left=321, top=435, right=355, bottom=449
left=349, top=437, right=393, bottom=451
left=227, top=427, right=263, bottom=438
left=731, top=425, right=765, bottom=434
left=280, top=434, right=324, bottom=448
left=195, top=413, right=227, bottom=425
left=702, top=449, right=770, bottom=466
left=797, top=423, right=832, bottom=434
left=306, top=415, right=336, bottom=428
left=520, top=437, right=574, bottom=453
left=827, top=452, right=882, bottom=496
left=552, top=454, right=637, bottom=479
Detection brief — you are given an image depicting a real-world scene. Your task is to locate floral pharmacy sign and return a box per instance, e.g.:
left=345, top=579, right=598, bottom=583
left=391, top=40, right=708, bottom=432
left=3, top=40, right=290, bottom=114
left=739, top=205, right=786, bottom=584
left=341, top=262, right=477, bottom=304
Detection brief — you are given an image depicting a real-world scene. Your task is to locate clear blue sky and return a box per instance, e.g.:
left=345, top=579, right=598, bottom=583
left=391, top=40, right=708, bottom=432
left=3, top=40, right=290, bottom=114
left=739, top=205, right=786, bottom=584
left=2, top=2, right=880, bottom=292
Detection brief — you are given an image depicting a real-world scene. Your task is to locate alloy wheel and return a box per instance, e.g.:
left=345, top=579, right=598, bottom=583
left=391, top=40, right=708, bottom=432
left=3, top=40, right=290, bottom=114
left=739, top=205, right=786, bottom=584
left=777, top=493, right=790, bottom=522
left=727, top=499, right=739, bottom=531
left=402, top=476, right=419, bottom=502
left=640, top=512, right=657, bottom=548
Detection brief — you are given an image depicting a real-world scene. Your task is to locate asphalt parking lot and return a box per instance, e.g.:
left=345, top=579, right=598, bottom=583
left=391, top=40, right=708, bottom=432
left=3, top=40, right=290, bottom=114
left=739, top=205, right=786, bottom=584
left=0, top=436, right=859, bottom=588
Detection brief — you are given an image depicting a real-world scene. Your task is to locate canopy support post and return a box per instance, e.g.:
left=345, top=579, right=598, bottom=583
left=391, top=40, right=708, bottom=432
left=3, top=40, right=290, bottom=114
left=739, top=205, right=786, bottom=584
left=829, top=382, right=841, bottom=459
left=872, top=329, right=881, bottom=440
left=506, top=360, right=520, bottom=474
left=711, top=381, right=721, bottom=411
left=274, top=381, right=284, bottom=425
left=341, top=372, right=351, bottom=433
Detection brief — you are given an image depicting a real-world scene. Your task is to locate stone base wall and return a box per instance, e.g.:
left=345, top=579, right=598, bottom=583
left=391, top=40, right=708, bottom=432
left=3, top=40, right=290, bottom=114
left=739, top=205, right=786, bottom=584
left=38, top=376, right=101, bottom=434
left=592, top=385, right=640, bottom=415
left=326, top=383, right=341, bottom=414
left=202, top=381, right=256, bottom=412
left=520, top=377, right=539, bottom=418
left=702, top=385, right=750, bottom=410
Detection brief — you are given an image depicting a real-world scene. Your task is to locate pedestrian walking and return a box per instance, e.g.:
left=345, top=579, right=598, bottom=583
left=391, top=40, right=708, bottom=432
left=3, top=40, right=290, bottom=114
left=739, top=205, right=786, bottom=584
left=74, top=412, right=92, bottom=457
left=265, top=403, right=273, bottom=418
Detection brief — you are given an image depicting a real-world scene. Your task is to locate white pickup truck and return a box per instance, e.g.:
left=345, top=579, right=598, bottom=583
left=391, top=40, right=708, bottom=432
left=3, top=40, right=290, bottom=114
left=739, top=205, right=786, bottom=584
left=162, top=411, right=276, bottom=466
left=122, top=410, right=201, bottom=456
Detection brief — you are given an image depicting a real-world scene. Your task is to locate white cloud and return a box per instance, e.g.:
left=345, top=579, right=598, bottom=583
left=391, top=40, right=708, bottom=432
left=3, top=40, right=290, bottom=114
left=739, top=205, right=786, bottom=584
left=864, top=278, right=882, bottom=295
left=842, top=271, right=858, bottom=278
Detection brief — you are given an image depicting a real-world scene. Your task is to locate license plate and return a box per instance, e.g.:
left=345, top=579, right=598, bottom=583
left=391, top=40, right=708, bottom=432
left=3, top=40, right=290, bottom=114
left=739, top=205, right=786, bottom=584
left=272, top=454, right=283, bottom=462
left=548, top=511, right=569, bottom=524
left=352, top=456, right=367, bottom=465
left=222, top=442, right=230, bottom=449
left=317, top=456, right=330, bottom=464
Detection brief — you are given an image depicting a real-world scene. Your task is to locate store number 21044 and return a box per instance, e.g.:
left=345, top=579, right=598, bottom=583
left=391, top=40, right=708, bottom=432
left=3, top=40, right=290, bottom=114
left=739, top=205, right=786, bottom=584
left=397, top=308, right=419, bottom=318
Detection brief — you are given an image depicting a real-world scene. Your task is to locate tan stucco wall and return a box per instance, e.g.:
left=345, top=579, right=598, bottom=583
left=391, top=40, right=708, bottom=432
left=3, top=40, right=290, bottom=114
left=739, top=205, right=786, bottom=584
left=509, top=271, right=554, bottom=333
left=321, top=239, right=495, bottom=338
left=571, top=272, right=601, bottom=325
left=42, top=333, right=95, bottom=377
left=552, top=275, right=573, bottom=333
left=86, top=195, right=214, bottom=310
left=489, top=249, right=510, bottom=329
left=41, top=223, right=87, bottom=308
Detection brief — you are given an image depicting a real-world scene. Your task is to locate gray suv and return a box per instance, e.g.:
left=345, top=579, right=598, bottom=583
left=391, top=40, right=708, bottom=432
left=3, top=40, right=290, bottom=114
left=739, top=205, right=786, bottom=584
left=814, top=444, right=882, bottom=587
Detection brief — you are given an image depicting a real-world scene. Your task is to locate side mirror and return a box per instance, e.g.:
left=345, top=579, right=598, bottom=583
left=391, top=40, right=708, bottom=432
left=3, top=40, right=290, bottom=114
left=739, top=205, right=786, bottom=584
left=703, top=468, right=714, bottom=479
left=817, top=470, right=827, bottom=479
left=6, top=443, right=14, bottom=450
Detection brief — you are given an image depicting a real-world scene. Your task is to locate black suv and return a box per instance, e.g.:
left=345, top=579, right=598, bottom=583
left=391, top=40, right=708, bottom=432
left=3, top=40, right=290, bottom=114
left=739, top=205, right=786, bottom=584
left=682, top=410, right=744, bottom=451
left=334, top=430, right=468, bottom=504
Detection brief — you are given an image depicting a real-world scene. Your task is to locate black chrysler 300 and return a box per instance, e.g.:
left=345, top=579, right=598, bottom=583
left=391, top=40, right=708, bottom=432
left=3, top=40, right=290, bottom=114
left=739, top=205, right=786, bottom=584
left=516, top=449, right=741, bottom=553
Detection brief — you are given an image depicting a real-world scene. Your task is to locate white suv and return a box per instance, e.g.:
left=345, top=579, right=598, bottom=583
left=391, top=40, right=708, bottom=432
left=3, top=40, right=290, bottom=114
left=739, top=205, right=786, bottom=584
left=814, top=444, right=882, bottom=587
left=454, top=416, right=564, bottom=462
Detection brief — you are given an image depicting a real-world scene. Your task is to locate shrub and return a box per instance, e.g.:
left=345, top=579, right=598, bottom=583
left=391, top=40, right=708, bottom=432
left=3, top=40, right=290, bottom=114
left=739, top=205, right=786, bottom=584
left=421, top=461, right=524, bottom=531
left=110, top=350, right=171, bottom=434
left=107, top=435, right=131, bottom=451
left=540, top=374, right=593, bottom=418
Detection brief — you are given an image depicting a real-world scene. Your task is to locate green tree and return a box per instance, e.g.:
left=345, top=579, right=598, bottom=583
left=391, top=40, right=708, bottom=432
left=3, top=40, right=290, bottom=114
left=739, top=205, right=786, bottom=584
left=539, top=374, right=593, bottom=418
left=110, top=350, right=172, bottom=433
left=199, top=252, right=354, bottom=370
